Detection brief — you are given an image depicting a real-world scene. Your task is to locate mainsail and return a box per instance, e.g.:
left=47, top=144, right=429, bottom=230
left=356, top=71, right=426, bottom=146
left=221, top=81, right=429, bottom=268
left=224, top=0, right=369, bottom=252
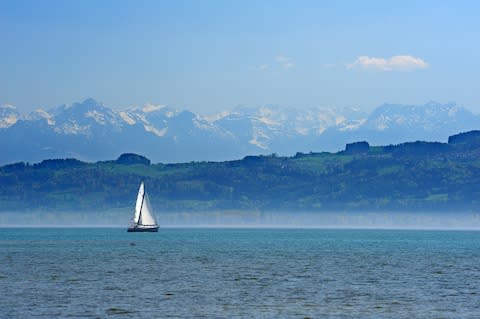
left=129, top=181, right=159, bottom=232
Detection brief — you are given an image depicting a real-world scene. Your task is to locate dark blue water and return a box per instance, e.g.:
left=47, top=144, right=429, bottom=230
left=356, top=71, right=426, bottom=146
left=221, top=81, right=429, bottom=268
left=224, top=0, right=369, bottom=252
left=1, top=228, right=479, bottom=318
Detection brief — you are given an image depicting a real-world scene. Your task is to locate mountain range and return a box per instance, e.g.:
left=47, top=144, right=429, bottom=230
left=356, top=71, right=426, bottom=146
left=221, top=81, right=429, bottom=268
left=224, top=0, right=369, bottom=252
left=1, top=99, right=479, bottom=164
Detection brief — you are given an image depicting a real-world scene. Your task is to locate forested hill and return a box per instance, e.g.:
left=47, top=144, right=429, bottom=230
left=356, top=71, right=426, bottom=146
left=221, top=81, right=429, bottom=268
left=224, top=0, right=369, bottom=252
left=1, top=130, right=480, bottom=213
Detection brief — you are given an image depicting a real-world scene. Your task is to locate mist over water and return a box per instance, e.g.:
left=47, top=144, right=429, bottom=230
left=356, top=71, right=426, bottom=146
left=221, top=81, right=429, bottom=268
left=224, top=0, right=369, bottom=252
left=1, top=210, right=480, bottom=230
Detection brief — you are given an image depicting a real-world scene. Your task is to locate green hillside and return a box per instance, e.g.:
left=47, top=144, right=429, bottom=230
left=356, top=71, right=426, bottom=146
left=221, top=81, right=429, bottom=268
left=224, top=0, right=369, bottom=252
left=1, top=131, right=480, bottom=213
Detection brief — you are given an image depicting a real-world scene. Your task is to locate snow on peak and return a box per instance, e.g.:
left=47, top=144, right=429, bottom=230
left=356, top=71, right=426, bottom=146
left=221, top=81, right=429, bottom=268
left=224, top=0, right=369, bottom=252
left=85, top=110, right=107, bottom=125
left=295, top=126, right=309, bottom=135
left=142, top=103, right=166, bottom=113
left=144, top=124, right=168, bottom=137
left=249, top=127, right=270, bottom=149
left=335, top=115, right=346, bottom=125
left=34, top=109, right=55, bottom=125
left=0, top=104, right=19, bottom=128
left=193, top=117, right=214, bottom=130
left=253, top=106, right=286, bottom=127
left=338, top=119, right=367, bottom=131
left=0, top=114, right=17, bottom=128
left=54, top=122, right=91, bottom=135
left=254, top=116, right=278, bottom=127
left=165, top=111, right=176, bottom=118
left=204, top=110, right=231, bottom=123
left=63, top=98, right=102, bottom=111
left=0, top=104, right=16, bottom=110
left=447, top=105, right=460, bottom=117
left=119, top=111, right=136, bottom=125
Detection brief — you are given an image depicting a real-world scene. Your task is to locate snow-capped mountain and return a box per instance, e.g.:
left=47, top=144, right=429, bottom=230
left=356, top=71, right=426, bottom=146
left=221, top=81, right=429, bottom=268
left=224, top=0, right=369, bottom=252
left=0, top=99, right=479, bottom=164
left=350, top=101, right=480, bottom=145
left=0, top=104, right=19, bottom=129
left=214, top=105, right=366, bottom=154
left=317, top=101, right=480, bottom=149
left=0, top=99, right=242, bottom=164
left=365, top=102, right=476, bottom=133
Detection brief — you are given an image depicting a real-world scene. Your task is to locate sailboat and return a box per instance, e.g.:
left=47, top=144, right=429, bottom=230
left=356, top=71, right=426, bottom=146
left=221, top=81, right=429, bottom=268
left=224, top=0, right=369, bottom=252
left=127, top=181, right=159, bottom=232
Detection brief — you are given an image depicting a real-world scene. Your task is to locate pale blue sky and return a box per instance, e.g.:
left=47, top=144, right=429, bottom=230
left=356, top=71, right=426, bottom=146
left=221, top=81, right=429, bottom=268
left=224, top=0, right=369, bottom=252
left=1, top=0, right=480, bottom=113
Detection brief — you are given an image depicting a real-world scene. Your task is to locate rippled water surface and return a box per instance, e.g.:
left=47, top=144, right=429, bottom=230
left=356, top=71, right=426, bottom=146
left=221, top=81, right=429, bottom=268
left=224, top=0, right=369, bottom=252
left=1, top=228, right=480, bottom=318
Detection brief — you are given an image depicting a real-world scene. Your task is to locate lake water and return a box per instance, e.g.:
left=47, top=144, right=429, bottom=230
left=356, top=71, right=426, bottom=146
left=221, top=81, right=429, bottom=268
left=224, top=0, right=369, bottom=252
left=1, top=228, right=479, bottom=318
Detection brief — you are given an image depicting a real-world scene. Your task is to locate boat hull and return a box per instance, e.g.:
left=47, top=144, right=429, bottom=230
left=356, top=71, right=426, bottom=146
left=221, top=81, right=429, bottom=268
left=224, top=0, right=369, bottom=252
left=127, top=226, right=159, bottom=232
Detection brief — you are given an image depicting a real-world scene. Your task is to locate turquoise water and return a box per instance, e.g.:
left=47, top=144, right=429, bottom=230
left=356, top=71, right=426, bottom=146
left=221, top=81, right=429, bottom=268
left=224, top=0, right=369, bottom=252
left=1, top=228, right=479, bottom=318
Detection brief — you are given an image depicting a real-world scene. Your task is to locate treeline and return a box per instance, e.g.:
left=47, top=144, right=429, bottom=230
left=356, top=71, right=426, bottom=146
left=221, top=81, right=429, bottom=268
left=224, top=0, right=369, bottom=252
left=1, top=131, right=480, bottom=213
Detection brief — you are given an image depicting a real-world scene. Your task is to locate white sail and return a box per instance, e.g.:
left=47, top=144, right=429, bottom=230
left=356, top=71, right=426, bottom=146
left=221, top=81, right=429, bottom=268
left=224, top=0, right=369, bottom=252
left=129, top=181, right=159, bottom=232
left=138, top=192, right=157, bottom=226
left=132, top=182, right=145, bottom=225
